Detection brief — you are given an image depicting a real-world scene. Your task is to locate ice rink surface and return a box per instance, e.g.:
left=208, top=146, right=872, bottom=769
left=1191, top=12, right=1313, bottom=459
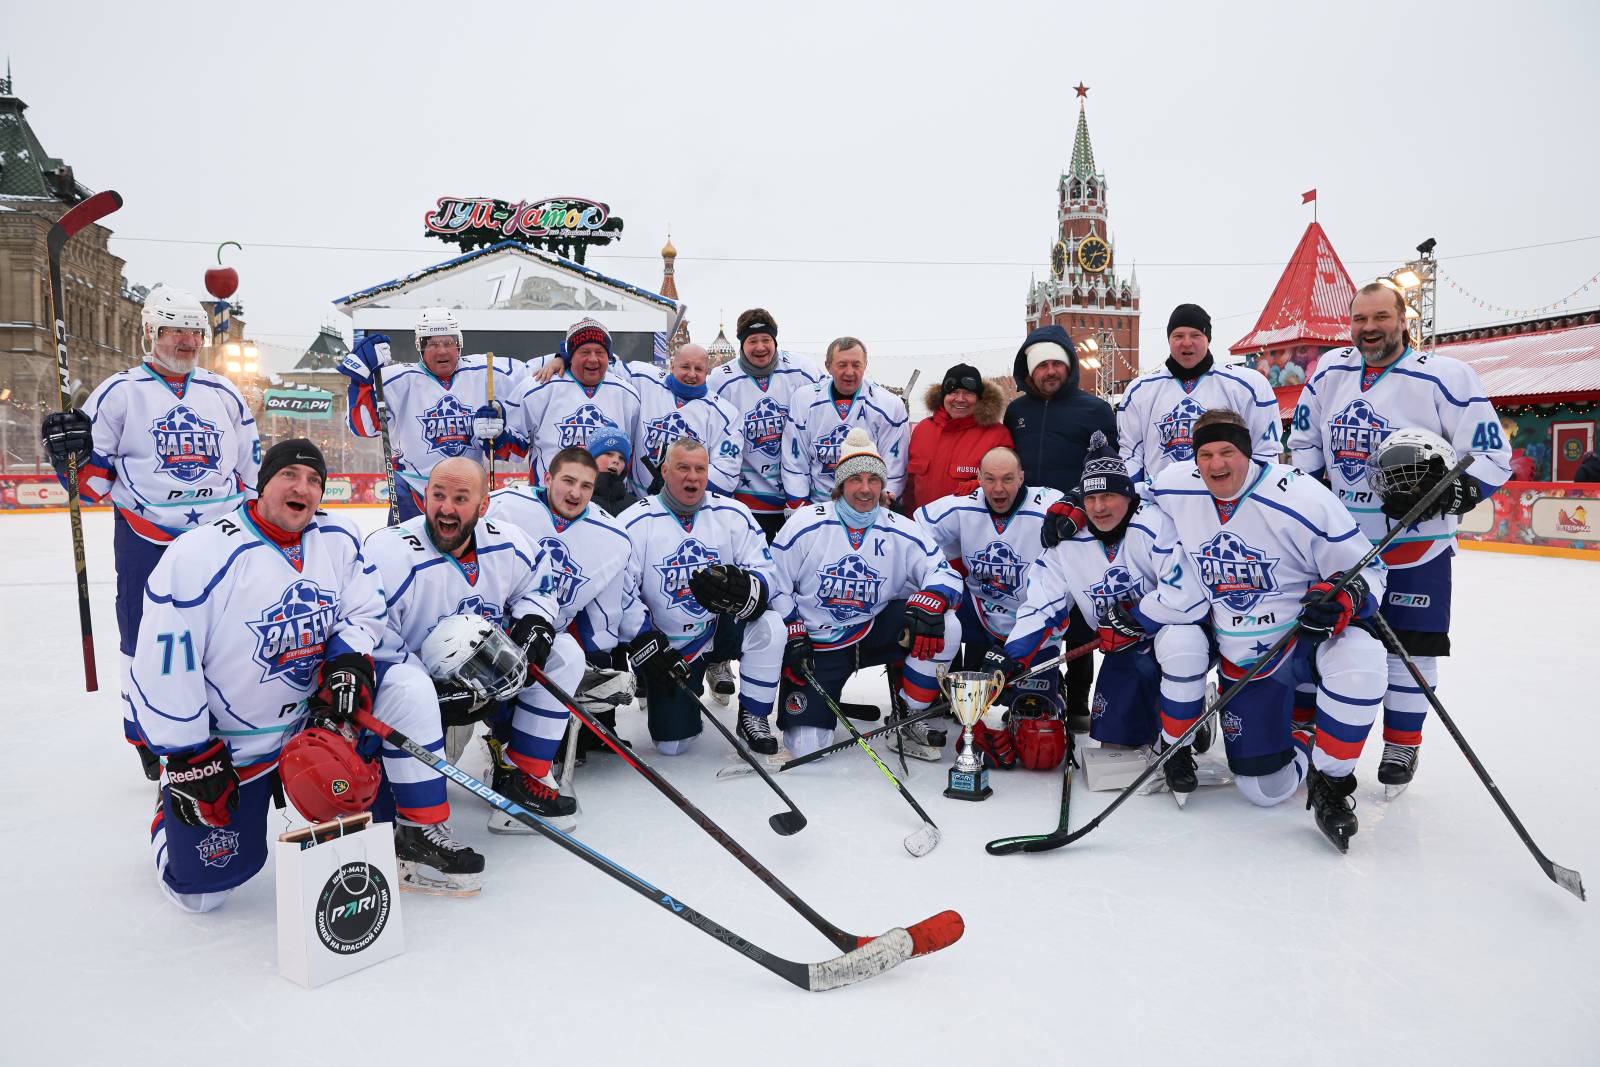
left=4, top=508, right=1595, bottom=1066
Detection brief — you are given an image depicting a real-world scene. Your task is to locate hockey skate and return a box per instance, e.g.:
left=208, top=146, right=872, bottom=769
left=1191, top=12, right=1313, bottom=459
left=886, top=718, right=943, bottom=763
left=1377, top=743, right=1419, bottom=800
left=737, top=710, right=779, bottom=756
left=1306, top=768, right=1359, bottom=853
left=705, top=661, right=736, bottom=706
left=486, top=739, right=578, bottom=833
left=394, top=820, right=485, bottom=897
left=1159, top=740, right=1198, bottom=808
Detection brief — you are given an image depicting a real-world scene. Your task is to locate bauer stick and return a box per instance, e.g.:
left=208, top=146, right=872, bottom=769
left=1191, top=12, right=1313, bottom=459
left=668, top=673, right=807, bottom=835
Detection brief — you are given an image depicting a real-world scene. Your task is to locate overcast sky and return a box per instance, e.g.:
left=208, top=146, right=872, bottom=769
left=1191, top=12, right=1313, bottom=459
left=8, top=0, right=1598, bottom=383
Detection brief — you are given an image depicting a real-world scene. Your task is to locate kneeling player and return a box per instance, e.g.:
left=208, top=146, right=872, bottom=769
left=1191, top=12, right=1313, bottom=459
left=616, top=437, right=786, bottom=755
left=131, top=442, right=450, bottom=912
left=366, top=459, right=579, bottom=852
left=993, top=432, right=1210, bottom=786
left=772, top=429, right=964, bottom=758
left=1131, top=410, right=1388, bottom=850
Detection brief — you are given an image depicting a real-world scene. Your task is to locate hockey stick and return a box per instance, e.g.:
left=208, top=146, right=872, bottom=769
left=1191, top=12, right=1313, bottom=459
left=526, top=664, right=962, bottom=955
left=557, top=713, right=581, bottom=810
left=353, top=708, right=946, bottom=989
left=367, top=337, right=401, bottom=527
left=483, top=350, right=498, bottom=491
left=799, top=663, right=942, bottom=857
left=1036, top=455, right=1477, bottom=853
left=1366, top=614, right=1585, bottom=901
left=47, top=189, right=122, bottom=692
left=668, top=673, right=808, bottom=835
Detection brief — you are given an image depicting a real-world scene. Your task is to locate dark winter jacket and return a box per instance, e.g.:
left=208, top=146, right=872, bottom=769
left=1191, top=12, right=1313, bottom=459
left=591, top=471, right=639, bottom=516
left=900, top=379, right=1013, bottom=512
left=1003, top=324, right=1118, bottom=497
left=1575, top=451, right=1600, bottom=484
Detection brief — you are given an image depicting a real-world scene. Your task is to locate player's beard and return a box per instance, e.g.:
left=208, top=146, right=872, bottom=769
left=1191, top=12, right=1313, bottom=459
left=1357, top=326, right=1405, bottom=365
left=429, top=512, right=478, bottom=555
left=151, top=349, right=198, bottom=376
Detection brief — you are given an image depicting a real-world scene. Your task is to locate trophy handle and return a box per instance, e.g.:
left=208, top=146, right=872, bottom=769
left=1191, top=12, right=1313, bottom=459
left=987, top=670, right=1006, bottom=705
left=939, top=671, right=955, bottom=701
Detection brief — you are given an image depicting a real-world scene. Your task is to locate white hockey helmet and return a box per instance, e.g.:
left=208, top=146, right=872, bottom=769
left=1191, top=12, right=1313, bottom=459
left=1367, top=427, right=1458, bottom=500
left=415, top=306, right=464, bottom=354
left=140, top=285, right=209, bottom=355
left=420, top=613, right=526, bottom=701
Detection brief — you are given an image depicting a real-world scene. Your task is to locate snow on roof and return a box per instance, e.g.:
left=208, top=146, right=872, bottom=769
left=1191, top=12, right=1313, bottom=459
left=1437, top=321, right=1600, bottom=401
left=1230, top=222, right=1357, bottom=355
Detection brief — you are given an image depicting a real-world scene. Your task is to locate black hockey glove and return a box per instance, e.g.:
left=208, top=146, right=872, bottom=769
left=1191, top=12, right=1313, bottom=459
left=1098, top=602, right=1147, bottom=653
left=164, top=739, right=240, bottom=829
left=510, top=613, right=556, bottom=672
left=1298, top=572, right=1369, bottom=647
left=642, top=454, right=665, bottom=496
left=782, top=620, right=815, bottom=686
left=627, top=630, right=688, bottom=683
left=1041, top=494, right=1088, bottom=549
left=434, top=678, right=493, bottom=727
left=978, top=647, right=1027, bottom=685
left=689, top=564, right=769, bottom=620
left=40, top=408, right=93, bottom=468
left=310, top=653, right=376, bottom=725
left=1378, top=455, right=1481, bottom=522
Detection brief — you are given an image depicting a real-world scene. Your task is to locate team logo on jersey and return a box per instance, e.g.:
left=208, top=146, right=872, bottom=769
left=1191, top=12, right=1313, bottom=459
left=1328, top=398, right=1391, bottom=483
left=644, top=410, right=696, bottom=459
left=416, top=394, right=475, bottom=457
left=816, top=554, right=884, bottom=621
left=1222, top=709, right=1244, bottom=741
left=1087, top=565, right=1140, bottom=621
left=556, top=404, right=618, bottom=449
left=655, top=538, right=719, bottom=616
left=150, top=404, right=224, bottom=483
left=539, top=535, right=589, bottom=607
left=195, top=827, right=241, bottom=868
left=968, top=541, right=1026, bottom=599
left=1157, top=396, right=1208, bottom=461
left=813, top=424, right=852, bottom=473
left=249, top=580, right=339, bottom=686
left=453, top=594, right=498, bottom=622
left=1192, top=531, right=1280, bottom=614
left=743, top=397, right=787, bottom=457
left=1091, top=691, right=1108, bottom=722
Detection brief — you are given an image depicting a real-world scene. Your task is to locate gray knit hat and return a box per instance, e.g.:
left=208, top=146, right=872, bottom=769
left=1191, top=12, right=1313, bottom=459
left=833, top=427, right=887, bottom=485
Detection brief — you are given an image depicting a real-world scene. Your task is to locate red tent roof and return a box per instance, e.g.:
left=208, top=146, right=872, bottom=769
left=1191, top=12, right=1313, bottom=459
left=1230, top=222, right=1357, bottom=355
left=1438, top=321, right=1600, bottom=403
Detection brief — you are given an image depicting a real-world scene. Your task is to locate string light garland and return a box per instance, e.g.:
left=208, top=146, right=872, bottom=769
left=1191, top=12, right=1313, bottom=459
left=1440, top=268, right=1600, bottom=320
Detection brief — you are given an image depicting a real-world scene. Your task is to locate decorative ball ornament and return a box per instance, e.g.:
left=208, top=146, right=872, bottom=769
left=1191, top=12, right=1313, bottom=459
left=205, top=240, right=242, bottom=300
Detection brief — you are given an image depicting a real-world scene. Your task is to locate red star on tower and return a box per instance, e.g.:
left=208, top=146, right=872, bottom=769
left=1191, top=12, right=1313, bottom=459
left=1074, top=82, right=1089, bottom=98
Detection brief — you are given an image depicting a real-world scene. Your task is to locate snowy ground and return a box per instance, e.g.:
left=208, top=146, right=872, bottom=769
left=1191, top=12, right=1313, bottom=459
left=4, top=508, right=1596, bottom=1066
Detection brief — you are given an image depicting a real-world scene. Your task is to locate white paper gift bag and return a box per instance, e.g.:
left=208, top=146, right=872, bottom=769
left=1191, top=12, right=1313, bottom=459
left=276, top=813, right=405, bottom=987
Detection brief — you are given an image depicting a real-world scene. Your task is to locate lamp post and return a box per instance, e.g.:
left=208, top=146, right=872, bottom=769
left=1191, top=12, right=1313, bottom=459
left=1382, top=237, right=1438, bottom=352
left=1078, top=328, right=1122, bottom=398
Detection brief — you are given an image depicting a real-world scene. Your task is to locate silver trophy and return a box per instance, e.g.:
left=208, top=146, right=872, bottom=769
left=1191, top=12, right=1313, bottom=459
left=940, top=670, right=1005, bottom=801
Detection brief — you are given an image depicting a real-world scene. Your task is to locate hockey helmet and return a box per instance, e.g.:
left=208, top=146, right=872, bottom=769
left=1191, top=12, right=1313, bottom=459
left=414, top=306, right=464, bottom=354
left=139, top=285, right=209, bottom=355
left=1367, top=427, right=1457, bottom=501
left=420, top=613, right=527, bottom=702
left=279, top=725, right=382, bottom=823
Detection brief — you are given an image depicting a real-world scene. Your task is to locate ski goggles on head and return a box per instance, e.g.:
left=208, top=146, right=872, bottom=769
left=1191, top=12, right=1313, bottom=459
left=942, top=372, right=982, bottom=395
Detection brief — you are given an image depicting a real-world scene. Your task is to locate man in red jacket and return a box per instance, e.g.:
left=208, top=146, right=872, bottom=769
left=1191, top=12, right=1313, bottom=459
left=900, top=363, right=1012, bottom=513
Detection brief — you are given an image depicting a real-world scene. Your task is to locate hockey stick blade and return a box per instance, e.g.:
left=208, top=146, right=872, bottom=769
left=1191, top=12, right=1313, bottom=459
left=808, top=928, right=913, bottom=992
left=904, top=823, right=941, bottom=858
left=49, top=189, right=123, bottom=245
left=769, top=810, right=808, bottom=836
left=668, top=673, right=809, bottom=836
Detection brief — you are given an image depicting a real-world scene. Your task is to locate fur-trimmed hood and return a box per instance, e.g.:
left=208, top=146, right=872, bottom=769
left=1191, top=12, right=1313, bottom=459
left=922, top=378, right=1005, bottom=426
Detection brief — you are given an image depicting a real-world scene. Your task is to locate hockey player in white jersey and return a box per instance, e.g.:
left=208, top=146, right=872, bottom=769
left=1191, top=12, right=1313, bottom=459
left=616, top=438, right=786, bottom=755
left=782, top=336, right=909, bottom=509
left=988, top=432, right=1211, bottom=791
left=39, top=285, right=260, bottom=780
left=340, top=307, right=525, bottom=522
left=771, top=429, right=964, bottom=758
left=504, top=318, right=642, bottom=488
left=365, top=458, right=580, bottom=847
left=633, top=342, right=743, bottom=498
left=130, top=441, right=477, bottom=910
left=1128, top=410, right=1388, bottom=850
left=1117, top=303, right=1281, bottom=491
left=1288, top=282, right=1509, bottom=793
left=707, top=308, right=823, bottom=540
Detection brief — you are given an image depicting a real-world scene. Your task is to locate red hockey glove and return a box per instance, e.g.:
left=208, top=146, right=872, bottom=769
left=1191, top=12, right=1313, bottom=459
left=1097, top=602, right=1147, bottom=653
left=782, top=620, right=815, bottom=686
left=1299, top=572, right=1369, bottom=646
left=901, top=591, right=950, bottom=661
left=1041, top=495, right=1088, bottom=549
left=970, top=720, right=1018, bottom=771
left=310, top=653, right=376, bottom=724
left=164, top=739, right=240, bottom=829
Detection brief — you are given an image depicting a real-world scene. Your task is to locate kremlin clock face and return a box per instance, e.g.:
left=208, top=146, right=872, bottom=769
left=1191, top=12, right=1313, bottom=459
left=1078, top=235, right=1111, bottom=274
left=1050, top=241, right=1067, bottom=279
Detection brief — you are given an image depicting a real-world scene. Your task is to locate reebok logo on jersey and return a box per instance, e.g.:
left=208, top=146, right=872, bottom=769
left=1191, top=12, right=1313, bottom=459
left=1192, top=531, right=1280, bottom=614
left=1087, top=564, right=1139, bottom=621
left=539, top=535, right=589, bottom=608
left=1157, top=396, right=1207, bottom=461
left=556, top=403, right=618, bottom=449
left=150, top=404, right=224, bottom=483
left=743, top=396, right=788, bottom=457
left=812, top=424, right=851, bottom=473
left=249, top=580, right=339, bottom=686
left=416, top=394, right=475, bottom=457
left=645, top=410, right=695, bottom=459
left=817, top=554, right=884, bottom=621
left=968, top=540, right=1026, bottom=599
left=1329, top=398, right=1391, bottom=483
left=655, top=538, right=720, bottom=617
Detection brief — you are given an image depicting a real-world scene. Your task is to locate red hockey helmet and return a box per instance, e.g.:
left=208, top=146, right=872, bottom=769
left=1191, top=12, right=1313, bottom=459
left=279, top=726, right=381, bottom=823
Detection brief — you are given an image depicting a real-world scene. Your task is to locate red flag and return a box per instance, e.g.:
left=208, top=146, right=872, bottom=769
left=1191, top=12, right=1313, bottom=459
left=1302, top=189, right=1317, bottom=204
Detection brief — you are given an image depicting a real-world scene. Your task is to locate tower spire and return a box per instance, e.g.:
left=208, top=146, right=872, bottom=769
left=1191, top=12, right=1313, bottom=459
left=1070, top=87, right=1096, bottom=180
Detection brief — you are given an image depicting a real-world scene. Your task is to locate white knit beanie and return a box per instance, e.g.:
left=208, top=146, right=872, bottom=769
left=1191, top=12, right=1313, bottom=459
left=1025, top=340, right=1072, bottom=376
left=833, top=427, right=887, bottom=485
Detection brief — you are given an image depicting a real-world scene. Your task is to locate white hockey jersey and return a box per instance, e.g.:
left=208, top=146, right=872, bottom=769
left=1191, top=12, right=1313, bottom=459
left=707, top=352, right=824, bottom=514
left=79, top=364, right=260, bottom=542
left=363, top=515, right=558, bottom=659
left=914, top=485, right=1064, bottom=640
left=128, top=508, right=390, bottom=775
left=781, top=379, right=910, bottom=506
left=1287, top=345, right=1510, bottom=569
left=1002, top=501, right=1176, bottom=663
left=1141, top=461, right=1387, bottom=668
left=347, top=354, right=527, bottom=500
left=1117, top=363, right=1281, bottom=487
left=771, top=502, right=963, bottom=650
left=633, top=379, right=743, bottom=497
left=486, top=485, right=632, bottom=652
left=617, top=495, right=777, bottom=660
left=504, top=371, right=642, bottom=487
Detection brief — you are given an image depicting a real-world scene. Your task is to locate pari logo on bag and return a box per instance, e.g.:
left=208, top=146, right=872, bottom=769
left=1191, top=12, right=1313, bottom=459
left=556, top=404, right=617, bottom=449
left=315, top=861, right=393, bottom=955
left=416, top=395, right=475, bottom=458
left=816, top=554, right=884, bottom=621
left=250, top=580, right=339, bottom=685
left=150, top=404, right=223, bottom=483
left=1329, top=399, right=1391, bottom=483
left=655, top=538, right=719, bottom=616
left=1192, top=531, right=1279, bottom=614
left=1157, top=396, right=1207, bottom=461
left=743, top=397, right=788, bottom=457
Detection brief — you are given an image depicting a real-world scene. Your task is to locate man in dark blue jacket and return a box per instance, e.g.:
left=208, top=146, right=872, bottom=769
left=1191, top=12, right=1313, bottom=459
left=1003, top=323, right=1119, bottom=729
